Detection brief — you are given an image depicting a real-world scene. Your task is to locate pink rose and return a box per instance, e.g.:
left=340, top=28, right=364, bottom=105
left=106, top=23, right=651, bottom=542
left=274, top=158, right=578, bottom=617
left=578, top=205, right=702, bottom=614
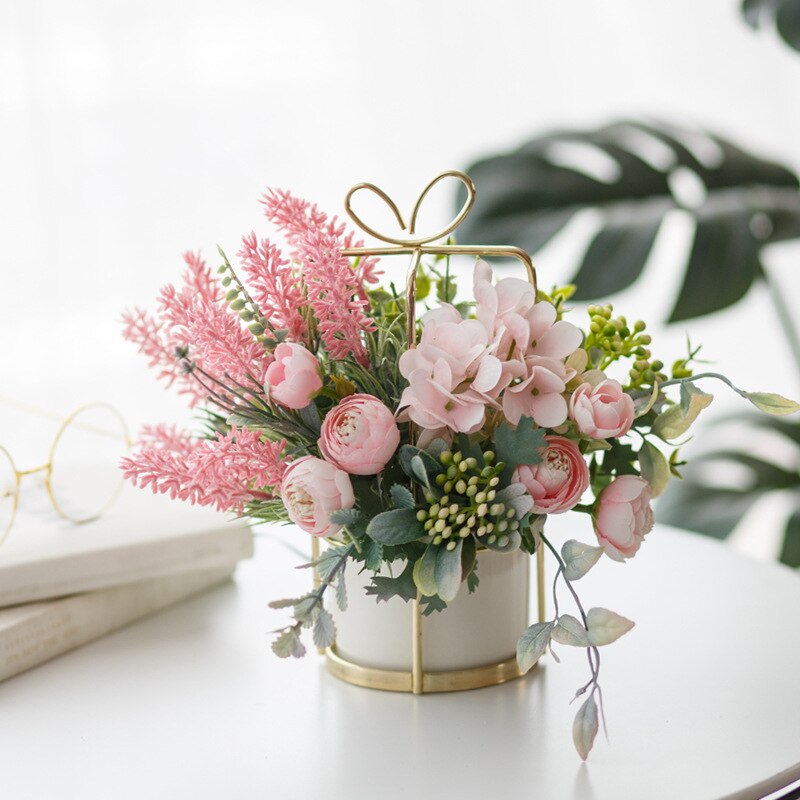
left=264, top=342, right=322, bottom=409
left=569, top=379, right=635, bottom=439
left=512, top=435, right=589, bottom=514
left=594, top=475, right=654, bottom=561
left=280, top=456, right=355, bottom=537
left=318, top=394, right=400, bottom=475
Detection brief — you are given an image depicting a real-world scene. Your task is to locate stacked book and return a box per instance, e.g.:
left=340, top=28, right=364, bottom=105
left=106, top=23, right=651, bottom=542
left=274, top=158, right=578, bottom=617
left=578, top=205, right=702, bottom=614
left=0, top=487, right=253, bottom=682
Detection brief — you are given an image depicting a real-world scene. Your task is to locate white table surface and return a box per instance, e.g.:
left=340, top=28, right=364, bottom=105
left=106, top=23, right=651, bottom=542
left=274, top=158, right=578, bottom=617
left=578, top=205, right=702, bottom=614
left=1, top=521, right=799, bottom=800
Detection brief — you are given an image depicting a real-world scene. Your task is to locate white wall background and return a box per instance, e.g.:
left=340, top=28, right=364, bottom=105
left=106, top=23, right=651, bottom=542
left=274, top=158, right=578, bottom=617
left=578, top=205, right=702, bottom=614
left=1, top=0, right=799, bottom=496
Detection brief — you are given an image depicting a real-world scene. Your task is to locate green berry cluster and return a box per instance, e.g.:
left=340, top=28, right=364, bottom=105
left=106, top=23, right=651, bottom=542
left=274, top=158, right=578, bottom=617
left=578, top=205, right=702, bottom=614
left=583, top=304, right=666, bottom=388
left=415, top=450, right=520, bottom=550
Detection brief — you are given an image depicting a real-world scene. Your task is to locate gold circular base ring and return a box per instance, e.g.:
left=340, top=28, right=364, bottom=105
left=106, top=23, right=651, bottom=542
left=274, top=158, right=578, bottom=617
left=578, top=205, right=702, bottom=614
left=325, top=645, right=526, bottom=694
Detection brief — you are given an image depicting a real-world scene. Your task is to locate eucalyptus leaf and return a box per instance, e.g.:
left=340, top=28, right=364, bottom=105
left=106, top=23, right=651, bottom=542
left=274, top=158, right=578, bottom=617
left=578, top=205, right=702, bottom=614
left=745, top=391, right=800, bottom=415
left=413, top=544, right=440, bottom=597
left=586, top=607, right=635, bottom=646
left=516, top=621, right=554, bottom=673
left=561, top=540, right=604, bottom=580
left=552, top=614, right=590, bottom=647
left=435, top=540, right=464, bottom=602
left=366, top=508, right=426, bottom=545
left=638, top=441, right=672, bottom=497
left=573, top=695, right=599, bottom=761
left=410, top=455, right=431, bottom=488
left=460, top=120, right=800, bottom=322
left=312, top=609, right=336, bottom=648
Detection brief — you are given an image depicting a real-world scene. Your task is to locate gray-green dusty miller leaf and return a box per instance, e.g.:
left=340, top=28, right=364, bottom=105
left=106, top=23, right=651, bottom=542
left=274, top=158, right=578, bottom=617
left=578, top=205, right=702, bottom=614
left=586, top=607, right=635, bottom=646
left=561, top=540, right=604, bottom=580
left=573, top=695, right=599, bottom=761
left=312, top=609, right=336, bottom=648
left=516, top=621, right=554, bottom=673
left=272, top=629, right=306, bottom=659
left=366, top=508, right=425, bottom=545
left=638, top=441, right=671, bottom=498
left=552, top=614, right=590, bottom=647
left=335, top=572, right=347, bottom=612
left=390, top=484, right=415, bottom=509
left=745, top=391, right=800, bottom=415
left=434, top=540, right=464, bottom=602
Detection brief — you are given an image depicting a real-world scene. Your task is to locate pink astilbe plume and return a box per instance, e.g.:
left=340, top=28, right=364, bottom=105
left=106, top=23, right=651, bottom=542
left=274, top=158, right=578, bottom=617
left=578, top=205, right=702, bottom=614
left=260, top=188, right=382, bottom=297
left=120, top=307, right=208, bottom=405
left=237, top=232, right=307, bottom=342
left=296, top=228, right=375, bottom=365
left=122, top=426, right=289, bottom=513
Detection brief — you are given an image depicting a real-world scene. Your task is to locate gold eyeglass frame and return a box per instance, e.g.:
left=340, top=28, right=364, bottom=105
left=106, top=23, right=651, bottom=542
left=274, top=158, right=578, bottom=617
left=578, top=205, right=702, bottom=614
left=0, top=401, right=132, bottom=548
left=313, top=170, right=546, bottom=694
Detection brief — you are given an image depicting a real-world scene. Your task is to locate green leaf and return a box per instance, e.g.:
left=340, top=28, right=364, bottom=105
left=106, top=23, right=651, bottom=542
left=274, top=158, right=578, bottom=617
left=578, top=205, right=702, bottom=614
left=460, top=536, right=477, bottom=583
left=410, top=455, right=430, bottom=488
left=494, top=417, right=546, bottom=477
left=516, top=621, right=554, bottom=673
left=459, top=120, right=800, bottom=323
left=780, top=509, right=800, bottom=568
left=601, top=441, right=639, bottom=475
left=420, top=594, right=448, bottom=616
left=329, top=508, right=363, bottom=526
left=586, top=607, right=635, bottom=646
left=466, top=568, right=480, bottom=594
left=561, top=540, right=604, bottom=580
left=638, top=441, right=672, bottom=497
left=365, top=560, right=418, bottom=603
left=653, top=388, right=713, bottom=440
left=399, top=445, right=443, bottom=482
left=435, top=540, right=464, bottom=602
left=552, top=614, right=590, bottom=647
left=573, top=695, right=599, bottom=761
left=390, top=484, right=415, bottom=509
left=742, top=0, right=800, bottom=52
left=272, top=628, right=306, bottom=659
left=745, top=391, right=800, bottom=416
left=366, top=508, right=426, bottom=545
left=413, top=544, right=440, bottom=597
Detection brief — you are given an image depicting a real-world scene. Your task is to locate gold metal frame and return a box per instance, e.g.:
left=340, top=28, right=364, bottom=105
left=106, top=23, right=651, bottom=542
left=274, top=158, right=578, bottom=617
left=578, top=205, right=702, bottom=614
left=315, top=170, right=545, bottom=693
left=0, top=401, right=131, bottom=547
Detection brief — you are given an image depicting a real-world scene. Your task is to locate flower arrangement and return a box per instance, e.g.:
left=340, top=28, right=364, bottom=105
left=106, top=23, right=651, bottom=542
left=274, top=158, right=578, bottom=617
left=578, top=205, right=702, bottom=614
left=121, top=174, right=798, bottom=760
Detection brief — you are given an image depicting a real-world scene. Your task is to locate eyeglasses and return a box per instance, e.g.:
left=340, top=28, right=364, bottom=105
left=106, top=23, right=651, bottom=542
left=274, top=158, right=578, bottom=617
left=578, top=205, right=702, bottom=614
left=0, top=401, right=131, bottom=549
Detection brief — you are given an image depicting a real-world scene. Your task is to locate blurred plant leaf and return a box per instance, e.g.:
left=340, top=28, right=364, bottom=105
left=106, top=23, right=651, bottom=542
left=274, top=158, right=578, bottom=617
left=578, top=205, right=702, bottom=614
left=742, top=0, right=800, bottom=52
left=459, top=120, right=800, bottom=321
left=659, top=413, right=800, bottom=566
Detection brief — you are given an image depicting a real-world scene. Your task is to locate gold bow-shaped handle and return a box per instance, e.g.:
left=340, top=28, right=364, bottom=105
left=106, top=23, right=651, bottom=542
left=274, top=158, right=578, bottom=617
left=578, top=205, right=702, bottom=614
left=344, top=170, right=477, bottom=247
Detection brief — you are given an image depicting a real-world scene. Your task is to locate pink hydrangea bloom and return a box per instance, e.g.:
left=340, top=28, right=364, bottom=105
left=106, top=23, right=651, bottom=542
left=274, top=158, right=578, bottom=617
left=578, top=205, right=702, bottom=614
left=397, top=304, right=504, bottom=433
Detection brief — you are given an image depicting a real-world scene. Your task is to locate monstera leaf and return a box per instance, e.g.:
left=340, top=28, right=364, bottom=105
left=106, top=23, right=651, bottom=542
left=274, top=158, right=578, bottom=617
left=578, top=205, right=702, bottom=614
left=658, top=414, right=800, bottom=567
left=742, top=0, right=800, bottom=52
left=458, top=120, right=800, bottom=322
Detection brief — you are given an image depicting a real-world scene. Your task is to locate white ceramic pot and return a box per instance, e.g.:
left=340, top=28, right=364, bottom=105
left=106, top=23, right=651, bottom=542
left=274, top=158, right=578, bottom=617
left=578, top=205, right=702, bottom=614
left=329, top=548, right=529, bottom=673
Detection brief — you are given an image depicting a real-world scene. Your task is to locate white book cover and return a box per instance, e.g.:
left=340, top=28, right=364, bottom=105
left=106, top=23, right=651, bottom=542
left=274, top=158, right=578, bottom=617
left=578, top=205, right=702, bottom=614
left=0, top=484, right=254, bottom=607
left=0, top=564, right=236, bottom=682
